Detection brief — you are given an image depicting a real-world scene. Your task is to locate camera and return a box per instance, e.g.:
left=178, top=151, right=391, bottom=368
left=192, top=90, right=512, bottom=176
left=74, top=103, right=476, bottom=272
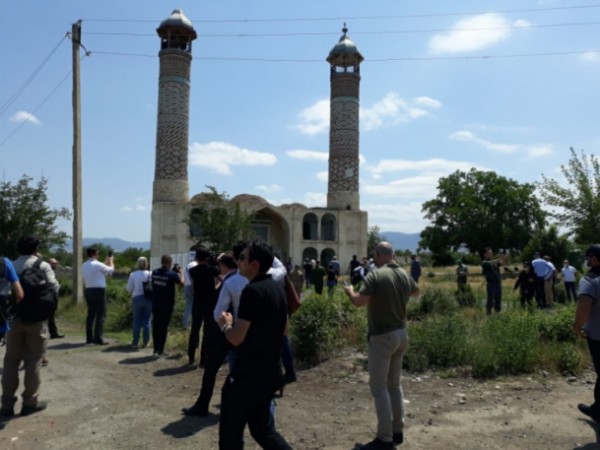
left=172, top=263, right=181, bottom=272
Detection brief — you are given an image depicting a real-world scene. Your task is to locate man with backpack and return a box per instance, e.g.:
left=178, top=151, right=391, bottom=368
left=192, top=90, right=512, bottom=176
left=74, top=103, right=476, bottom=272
left=1, top=235, right=58, bottom=417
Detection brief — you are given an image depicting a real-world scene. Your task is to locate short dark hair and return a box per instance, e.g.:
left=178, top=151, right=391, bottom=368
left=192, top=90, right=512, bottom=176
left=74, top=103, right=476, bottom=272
left=585, top=244, right=600, bottom=260
left=195, top=245, right=211, bottom=262
left=17, top=235, right=40, bottom=255
left=87, top=247, right=98, bottom=257
left=247, top=240, right=274, bottom=273
left=161, top=254, right=173, bottom=267
left=219, top=251, right=237, bottom=269
left=233, top=240, right=248, bottom=260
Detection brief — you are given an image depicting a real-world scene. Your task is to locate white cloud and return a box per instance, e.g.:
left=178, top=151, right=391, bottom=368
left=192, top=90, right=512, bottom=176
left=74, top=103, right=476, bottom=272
left=363, top=202, right=428, bottom=234
left=286, top=149, right=328, bottom=161
left=316, top=171, right=328, bottom=182
left=255, top=184, right=283, bottom=192
left=10, top=110, right=40, bottom=125
left=581, top=51, right=600, bottom=62
left=189, top=141, right=277, bottom=175
left=295, top=99, right=329, bottom=135
left=302, top=192, right=326, bottom=207
left=449, top=130, right=552, bottom=157
left=121, top=204, right=147, bottom=213
left=513, top=19, right=532, bottom=28
left=366, top=158, right=476, bottom=179
left=361, top=92, right=441, bottom=131
left=429, top=13, right=512, bottom=53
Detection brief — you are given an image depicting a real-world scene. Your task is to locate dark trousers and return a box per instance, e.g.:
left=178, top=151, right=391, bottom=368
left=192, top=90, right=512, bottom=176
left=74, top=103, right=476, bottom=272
left=85, top=288, right=106, bottom=343
left=47, top=294, right=60, bottom=337
left=588, top=337, right=600, bottom=416
left=188, top=305, right=211, bottom=364
left=152, top=300, right=174, bottom=355
left=219, top=378, right=292, bottom=450
left=535, top=276, right=546, bottom=307
left=565, top=281, right=577, bottom=302
left=193, top=322, right=229, bottom=411
left=281, top=336, right=296, bottom=383
left=486, top=281, right=502, bottom=314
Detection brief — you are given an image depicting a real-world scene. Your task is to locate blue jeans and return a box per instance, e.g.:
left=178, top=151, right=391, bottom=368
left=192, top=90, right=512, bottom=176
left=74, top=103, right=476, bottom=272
left=132, top=295, right=152, bottom=347
left=183, top=285, right=193, bottom=328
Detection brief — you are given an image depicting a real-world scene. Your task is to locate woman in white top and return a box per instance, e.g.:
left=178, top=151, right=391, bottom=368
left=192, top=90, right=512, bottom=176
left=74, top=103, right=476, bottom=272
left=127, top=257, right=152, bottom=348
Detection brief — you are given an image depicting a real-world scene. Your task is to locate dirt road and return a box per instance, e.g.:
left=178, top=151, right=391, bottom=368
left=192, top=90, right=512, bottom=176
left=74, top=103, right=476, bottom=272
left=0, top=335, right=599, bottom=449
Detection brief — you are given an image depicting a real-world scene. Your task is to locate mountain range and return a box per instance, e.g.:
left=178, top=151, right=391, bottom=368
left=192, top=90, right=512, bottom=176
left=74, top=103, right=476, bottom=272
left=70, top=231, right=420, bottom=253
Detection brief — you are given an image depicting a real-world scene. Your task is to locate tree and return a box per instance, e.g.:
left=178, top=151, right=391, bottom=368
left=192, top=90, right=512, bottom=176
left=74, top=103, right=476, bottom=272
left=367, top=225, right=387, bottom=255
left=0, top=175, right=71, bottom=258
left=522, top=225, right=573, bottom=268
left=538, top=148, right=600, bottom=245
left=420, top=169, right=546, bottom=263
left=188, top=186, right=254, bottom=252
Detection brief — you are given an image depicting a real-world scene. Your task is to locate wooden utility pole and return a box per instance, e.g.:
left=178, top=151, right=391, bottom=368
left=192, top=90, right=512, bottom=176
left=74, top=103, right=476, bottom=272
left=72, top=21, right=83, bottom=304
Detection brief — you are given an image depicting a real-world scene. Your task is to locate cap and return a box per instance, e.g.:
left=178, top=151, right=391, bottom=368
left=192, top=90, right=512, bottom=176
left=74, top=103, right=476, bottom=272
left=585, top=244, right=600, bottom=259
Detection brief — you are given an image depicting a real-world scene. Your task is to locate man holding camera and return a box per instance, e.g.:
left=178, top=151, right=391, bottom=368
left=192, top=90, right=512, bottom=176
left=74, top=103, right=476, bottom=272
left=151, top=255, right=183, bottom=357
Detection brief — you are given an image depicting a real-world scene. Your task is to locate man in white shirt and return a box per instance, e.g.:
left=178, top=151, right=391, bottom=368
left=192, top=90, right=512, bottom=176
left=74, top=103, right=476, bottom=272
left=183, top=252, right=198, bottom=328
left=81, top=247, right=114, bottom=345
left=562, top=259, right=578, bottom=302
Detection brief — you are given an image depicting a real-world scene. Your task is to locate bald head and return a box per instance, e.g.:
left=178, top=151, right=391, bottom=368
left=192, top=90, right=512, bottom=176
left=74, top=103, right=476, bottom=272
left=373, top=241, right=394, bottom=267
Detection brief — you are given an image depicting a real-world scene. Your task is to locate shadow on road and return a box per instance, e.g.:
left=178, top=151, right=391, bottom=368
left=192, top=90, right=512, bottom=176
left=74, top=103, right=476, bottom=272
left=573, top=418, right=600, bottom=449
left=161, top=413, right=219, bottom=439
left=153, top=364, right=198, bottom=377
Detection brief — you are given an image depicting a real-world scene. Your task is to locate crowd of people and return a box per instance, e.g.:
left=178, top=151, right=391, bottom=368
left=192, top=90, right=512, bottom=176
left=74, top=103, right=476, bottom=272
left=2, top=236, right=600, bottom=449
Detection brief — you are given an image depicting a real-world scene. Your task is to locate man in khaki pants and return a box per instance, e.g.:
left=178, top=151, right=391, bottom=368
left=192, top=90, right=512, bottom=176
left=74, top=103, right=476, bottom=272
left=345, top=241, right=419, bottom=450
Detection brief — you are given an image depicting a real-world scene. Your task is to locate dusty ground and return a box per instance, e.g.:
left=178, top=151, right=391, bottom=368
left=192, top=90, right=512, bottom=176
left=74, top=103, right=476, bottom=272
left=0, top=335, right=599, bottom=450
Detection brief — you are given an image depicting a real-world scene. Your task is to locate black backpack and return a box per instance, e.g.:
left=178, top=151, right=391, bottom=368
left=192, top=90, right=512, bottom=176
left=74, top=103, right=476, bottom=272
left=17, top=258, right=57, bottom=323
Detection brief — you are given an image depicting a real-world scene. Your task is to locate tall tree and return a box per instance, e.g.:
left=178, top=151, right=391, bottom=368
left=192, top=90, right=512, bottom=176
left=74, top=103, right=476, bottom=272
left=538, top=147, right=600, bottom=245
left=0, top=175, right=71, bottom=258
left=367, top=225, right=387, bottom=255
left=420, top=169, right=546, bottom=262
left=188, top=186, right=254, bottom=252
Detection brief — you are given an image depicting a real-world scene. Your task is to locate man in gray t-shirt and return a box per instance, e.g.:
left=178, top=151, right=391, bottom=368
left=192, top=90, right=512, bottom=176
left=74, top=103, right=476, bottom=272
left=574, top=244, right=600, bottom=422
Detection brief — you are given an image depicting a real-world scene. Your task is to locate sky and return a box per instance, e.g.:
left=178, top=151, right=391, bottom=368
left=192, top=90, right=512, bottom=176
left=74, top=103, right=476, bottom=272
left=1, top=1, right=599, bottom=243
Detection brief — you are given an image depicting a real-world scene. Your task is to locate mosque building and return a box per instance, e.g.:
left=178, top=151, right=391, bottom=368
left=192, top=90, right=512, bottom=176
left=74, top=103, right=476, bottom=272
left=150, top=9, right=368, bottom=269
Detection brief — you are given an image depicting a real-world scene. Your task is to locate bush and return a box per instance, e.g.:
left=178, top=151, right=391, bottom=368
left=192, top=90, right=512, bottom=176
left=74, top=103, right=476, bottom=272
left=455, top=285, right=476, bottom=308
left=472, top=312, right=539, bottom=378
left=407, top=286, right=459, bottom=320
left=536, top=305, right=577, bottom=343
left=404, top=313, right=470, bottom=372
left=291, top=290, right=366, bottom=364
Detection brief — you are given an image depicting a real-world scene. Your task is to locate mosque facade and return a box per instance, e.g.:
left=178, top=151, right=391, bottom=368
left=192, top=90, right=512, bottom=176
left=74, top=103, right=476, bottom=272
left=150, top=10, right=368, bottom=269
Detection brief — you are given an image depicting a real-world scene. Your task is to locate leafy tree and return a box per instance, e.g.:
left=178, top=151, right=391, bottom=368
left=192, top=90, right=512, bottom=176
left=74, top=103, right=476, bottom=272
left=420, top=169, right=546, bottom=263
left=367, top=225, right=387, bottom=255
left=0, top=175, right=71, bottom=258
left=115, top=247, right=150, bottom=271
left=188, top=186, right=254, bottom=252
left=538, top=148, right=600, bottom=245
left=522, top=225, right=573, bottom=267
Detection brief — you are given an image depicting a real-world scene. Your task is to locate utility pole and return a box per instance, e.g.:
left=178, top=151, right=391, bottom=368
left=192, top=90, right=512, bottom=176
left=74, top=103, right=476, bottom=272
left=72, top=20, right=83, bottom=304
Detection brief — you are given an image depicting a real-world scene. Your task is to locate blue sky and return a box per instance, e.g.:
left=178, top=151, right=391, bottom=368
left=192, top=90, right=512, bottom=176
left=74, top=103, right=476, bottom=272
left=2, top=1, right=598, bottom=242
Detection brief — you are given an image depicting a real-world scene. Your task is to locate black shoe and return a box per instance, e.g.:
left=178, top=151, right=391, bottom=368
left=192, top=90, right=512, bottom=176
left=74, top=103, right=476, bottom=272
left=0, top=407, right=14, bottom=417
left=578, top=403, right=600, bottom=422
left=393, top=432, right=404, bottom=445
left=360, top=438, right=394, bottom=450
left=21, top=401, right=47, bottom=416
left=50, top=334, right=65, bottom=339
left=182, top=406, right=208, bottom=417
left=284, top=374, right=297, bottom=384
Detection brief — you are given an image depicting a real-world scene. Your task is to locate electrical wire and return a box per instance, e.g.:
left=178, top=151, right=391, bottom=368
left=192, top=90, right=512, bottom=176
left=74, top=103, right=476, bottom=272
left=0, top=34, right=68, bottom=118
left=81, top=3, right=600, bottom=23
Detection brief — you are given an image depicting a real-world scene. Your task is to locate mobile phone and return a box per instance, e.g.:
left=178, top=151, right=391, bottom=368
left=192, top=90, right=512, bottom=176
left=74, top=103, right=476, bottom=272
left=342, top=279, right=349, bottom=287
left=107, top=250, right=113, bottom=257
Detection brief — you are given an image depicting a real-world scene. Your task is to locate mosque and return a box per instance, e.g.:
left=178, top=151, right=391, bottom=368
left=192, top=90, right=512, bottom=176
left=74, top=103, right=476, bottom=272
left=150, top=9, right=368, bottom=269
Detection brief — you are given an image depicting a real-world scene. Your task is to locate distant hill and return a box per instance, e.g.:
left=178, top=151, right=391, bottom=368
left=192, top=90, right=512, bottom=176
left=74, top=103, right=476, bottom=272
left=66, top=238, right=150, bottom=252
left=382, top=231, right=421, bottom=252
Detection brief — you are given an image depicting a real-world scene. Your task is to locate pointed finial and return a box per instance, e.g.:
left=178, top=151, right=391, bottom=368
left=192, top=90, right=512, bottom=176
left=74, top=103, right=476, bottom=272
left=342, top=23, right=348, bottom=35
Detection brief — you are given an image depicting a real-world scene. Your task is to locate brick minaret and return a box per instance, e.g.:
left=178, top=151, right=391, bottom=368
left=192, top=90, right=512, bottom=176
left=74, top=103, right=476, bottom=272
left=326, top=25, right=364, bottom=211
left=151, top=9, right=197, bottom=262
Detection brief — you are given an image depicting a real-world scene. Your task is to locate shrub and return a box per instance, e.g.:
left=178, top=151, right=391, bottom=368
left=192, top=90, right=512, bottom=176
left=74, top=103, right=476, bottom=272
left=455, top=285, right=476, bottom=308
left=536, top=305, right=577, bottom=343
left=291, top=290, right=366, bottom=364
left=408, top=286, right=459, bottom=320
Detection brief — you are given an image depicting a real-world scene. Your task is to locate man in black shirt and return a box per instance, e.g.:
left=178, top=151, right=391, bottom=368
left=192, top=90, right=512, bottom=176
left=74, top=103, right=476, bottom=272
left=151, top=255, right=183, bottom=357
left=187, top=246, right=220, bottom=366
left=217, top=240, right=292, bottom=450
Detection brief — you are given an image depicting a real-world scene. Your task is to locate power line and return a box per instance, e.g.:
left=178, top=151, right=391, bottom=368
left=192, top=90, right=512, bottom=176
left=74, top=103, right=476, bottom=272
left=0, top=34, right=68, bottom=118
left=81, top=3, right=600, bottom=23
left=85, top=20, right=600, bottom=38
left=89, top=49, right=599, bottom=62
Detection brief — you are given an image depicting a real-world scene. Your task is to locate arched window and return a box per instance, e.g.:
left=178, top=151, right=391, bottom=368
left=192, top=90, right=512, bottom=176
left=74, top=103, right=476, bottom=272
left=302, top=213, right=319, bottom=240
left=302, top=247, right=318, bottom=262
left=321, top=248, right=335, bottom=268
left=320, top=214, right=336, bottom=241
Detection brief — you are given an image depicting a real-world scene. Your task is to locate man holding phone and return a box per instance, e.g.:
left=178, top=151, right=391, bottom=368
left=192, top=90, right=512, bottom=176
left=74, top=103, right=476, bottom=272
left=81, top=248, right=114, bottom=345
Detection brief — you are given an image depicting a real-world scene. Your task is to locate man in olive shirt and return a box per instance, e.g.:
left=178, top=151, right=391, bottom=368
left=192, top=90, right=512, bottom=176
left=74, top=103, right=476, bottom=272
left=344, top=241, right=419, bottom=450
